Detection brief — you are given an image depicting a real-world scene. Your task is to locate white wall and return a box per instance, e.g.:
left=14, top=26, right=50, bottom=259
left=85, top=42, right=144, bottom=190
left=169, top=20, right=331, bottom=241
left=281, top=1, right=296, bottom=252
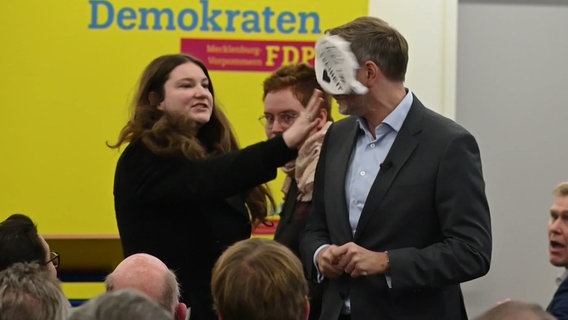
left=370, top=0, right=568, bottom=317
left=457, top=0, right=568, bottom=317
left=370, top=0, right=457, bottom=118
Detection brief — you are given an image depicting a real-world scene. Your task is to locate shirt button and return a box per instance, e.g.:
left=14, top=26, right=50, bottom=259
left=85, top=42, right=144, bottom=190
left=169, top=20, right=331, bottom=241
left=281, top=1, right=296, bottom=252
left=360, top=171, right=366, bottom=176
left=370, top=143, right=375, bottom=148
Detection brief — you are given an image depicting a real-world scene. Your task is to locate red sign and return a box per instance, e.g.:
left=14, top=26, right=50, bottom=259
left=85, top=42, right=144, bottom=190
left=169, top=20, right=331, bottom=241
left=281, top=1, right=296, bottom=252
left=181, top=38, right=315, bottom=72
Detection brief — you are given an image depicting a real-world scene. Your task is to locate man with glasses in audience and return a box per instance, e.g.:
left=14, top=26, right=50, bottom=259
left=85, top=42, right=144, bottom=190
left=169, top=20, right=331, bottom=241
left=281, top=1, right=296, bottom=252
left=260, top=63, right=333, bottom=319
left=0, top=213, right=60, bottom=279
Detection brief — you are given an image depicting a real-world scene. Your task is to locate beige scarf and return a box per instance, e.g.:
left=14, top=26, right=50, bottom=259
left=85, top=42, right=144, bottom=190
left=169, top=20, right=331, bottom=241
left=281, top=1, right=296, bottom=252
left=281, top=121, right=332, bottom=202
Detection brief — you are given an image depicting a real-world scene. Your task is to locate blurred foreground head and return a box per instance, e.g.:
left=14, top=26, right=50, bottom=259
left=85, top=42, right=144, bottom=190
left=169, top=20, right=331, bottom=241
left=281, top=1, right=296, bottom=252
left=211, top=238, right=309, bottom=320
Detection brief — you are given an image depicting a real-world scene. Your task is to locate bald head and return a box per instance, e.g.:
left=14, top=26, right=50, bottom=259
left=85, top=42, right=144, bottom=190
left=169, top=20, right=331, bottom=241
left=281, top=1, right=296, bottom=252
left=105, top=254, right=179, bottom=315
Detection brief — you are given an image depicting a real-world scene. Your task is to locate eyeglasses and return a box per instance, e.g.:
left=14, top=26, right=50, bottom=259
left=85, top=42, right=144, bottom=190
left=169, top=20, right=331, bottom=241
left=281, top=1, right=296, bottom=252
left=46, top=251, right=60, bottom=269
left=258, top=112, right=299, bottom=129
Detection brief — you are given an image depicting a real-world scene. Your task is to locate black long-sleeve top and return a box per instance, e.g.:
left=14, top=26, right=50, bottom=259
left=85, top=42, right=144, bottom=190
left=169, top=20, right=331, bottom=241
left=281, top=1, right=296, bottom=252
left=113, top=136, right=296, bottom=320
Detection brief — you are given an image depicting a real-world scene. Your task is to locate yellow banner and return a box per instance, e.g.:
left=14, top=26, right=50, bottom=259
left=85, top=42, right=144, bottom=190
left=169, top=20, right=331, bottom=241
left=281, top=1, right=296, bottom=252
left=0, top=0, right=368, bottom=234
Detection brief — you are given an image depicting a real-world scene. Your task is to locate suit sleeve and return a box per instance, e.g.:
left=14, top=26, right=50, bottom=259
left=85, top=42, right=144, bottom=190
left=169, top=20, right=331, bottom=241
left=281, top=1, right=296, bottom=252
left=388, top=132, right=492, bottom=288
left=114, top=135, right=297, bottom=204
left=549, top=282, right=568, bottom=320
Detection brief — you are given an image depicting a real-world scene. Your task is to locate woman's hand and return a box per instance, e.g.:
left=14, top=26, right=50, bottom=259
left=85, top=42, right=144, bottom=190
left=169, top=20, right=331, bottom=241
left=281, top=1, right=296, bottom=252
left=282, top=89, right=324, bottom=148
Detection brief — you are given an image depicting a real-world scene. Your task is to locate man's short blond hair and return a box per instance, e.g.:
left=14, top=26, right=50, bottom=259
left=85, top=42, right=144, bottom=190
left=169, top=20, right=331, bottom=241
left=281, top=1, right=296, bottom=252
left=553, top=182, right=568, bottom=197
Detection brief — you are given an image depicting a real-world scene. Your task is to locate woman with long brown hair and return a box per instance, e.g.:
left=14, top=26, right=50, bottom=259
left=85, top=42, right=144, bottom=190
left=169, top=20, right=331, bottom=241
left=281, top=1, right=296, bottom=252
left=109, top=53, right=322, bottom=320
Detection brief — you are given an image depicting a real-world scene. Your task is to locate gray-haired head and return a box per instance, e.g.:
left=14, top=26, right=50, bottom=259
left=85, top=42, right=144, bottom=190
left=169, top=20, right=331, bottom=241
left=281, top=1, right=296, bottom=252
left=69, top=289, right=171, bottom=320
left=0, top=262, right=69, bottom=320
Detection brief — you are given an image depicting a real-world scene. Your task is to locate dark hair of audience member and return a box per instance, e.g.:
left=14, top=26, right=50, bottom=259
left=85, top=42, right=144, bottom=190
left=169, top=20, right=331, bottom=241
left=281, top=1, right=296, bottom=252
left=0, top=214, right=46, bottom=271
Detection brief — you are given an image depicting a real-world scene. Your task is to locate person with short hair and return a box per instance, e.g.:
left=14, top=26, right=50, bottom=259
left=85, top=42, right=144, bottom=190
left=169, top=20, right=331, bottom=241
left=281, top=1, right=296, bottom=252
left=68, top=288, right=171, bottom=320
left=0, top=262, right=69, bottom=320
left=300, top=16, right=492, bottom=319
left=0, top=213, right=58, bottom=279
left=261, top=63, right=332, bottom=319
left=262, top=63, right=333, bottom=255
left=211, top=238, right=309, bottom=320
left=547, top=182, right=568, bottom=319
left=105, top=253, right=187, bottom=320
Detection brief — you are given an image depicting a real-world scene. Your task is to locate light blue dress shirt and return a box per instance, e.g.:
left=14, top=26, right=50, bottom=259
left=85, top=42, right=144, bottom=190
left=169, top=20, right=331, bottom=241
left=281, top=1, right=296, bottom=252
left=345, top=91, right=413, bottom=236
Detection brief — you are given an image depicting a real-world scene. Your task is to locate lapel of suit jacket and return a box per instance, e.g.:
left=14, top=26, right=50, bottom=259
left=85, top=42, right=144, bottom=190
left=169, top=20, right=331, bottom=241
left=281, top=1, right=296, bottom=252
left=325, top=117, right=359, bottom=241
left=353, top=97, right=425, bottom=240
left=279, top=182, right=298, bottom=224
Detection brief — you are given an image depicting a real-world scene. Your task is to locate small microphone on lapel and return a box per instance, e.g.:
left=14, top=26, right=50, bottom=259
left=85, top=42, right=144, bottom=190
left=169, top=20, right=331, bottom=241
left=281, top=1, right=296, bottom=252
left=380, top=161, right=393, bottom=172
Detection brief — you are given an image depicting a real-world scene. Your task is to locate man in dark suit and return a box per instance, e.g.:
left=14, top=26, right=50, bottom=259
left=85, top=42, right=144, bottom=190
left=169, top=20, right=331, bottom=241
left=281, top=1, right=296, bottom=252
left=300, top=16, right=492, bottom=320
left=547, top=182, right=568, bottom=319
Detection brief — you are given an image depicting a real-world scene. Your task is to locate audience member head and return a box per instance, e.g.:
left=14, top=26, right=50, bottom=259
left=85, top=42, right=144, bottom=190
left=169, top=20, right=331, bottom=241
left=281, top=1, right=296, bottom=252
left=0, top=213, right=58, bottom=279
left=0, top=262, right=69, bottom=320
left=473, top=300, right=556, bottom=320
left=549, top=182, right=568, bottom=268
left=262, top=63, right=332, bottom=138
left=68, top=289, right=171, bottom=320
left=105, top=253, right=186, bottom=320
left=211, top=238, right=309, bottom=320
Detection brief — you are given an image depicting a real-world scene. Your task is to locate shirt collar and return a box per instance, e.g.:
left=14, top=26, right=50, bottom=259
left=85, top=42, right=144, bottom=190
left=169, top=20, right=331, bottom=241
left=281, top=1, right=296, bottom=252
left=556, top=269, right=568, bottom=286
left=356, top=89, right=413, bottom=134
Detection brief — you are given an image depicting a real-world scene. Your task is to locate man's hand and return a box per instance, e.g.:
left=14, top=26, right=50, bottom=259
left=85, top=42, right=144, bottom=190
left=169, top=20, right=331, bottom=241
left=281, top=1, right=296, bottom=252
left=332, top=242, right=389, bottom=277
left=316, top=245, right=345, bottom=279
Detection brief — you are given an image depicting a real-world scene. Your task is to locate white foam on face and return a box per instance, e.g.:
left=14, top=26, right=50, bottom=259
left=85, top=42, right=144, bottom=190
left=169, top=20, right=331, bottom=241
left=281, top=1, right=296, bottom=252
left=314, top=34, right=368, bottom=96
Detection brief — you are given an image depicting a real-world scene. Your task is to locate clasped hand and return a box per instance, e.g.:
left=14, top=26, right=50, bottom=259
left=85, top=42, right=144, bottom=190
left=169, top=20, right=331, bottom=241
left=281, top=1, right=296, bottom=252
left=316, top=242, right=389, bottom=278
